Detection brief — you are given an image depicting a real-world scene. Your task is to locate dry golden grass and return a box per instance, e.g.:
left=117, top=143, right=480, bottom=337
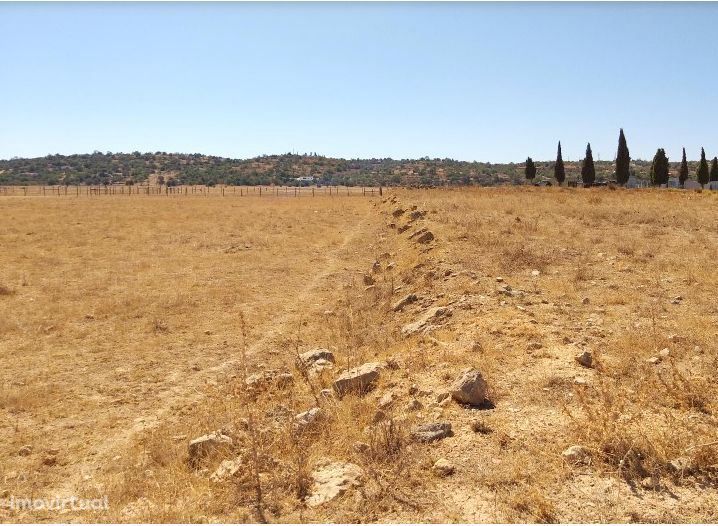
left=1, top=187, right=717, bottom=523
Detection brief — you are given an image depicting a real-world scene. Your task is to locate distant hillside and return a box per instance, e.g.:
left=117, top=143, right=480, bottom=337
left=0, top=151, right=698, bottom=186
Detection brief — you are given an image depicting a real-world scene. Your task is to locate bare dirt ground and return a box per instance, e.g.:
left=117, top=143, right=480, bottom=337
left=1, top=188, right=717, bottom=523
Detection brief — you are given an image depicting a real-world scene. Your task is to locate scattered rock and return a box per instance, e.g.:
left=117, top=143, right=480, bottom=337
left=392, top=208, right=405, bottom=218
left=531, top=270, right=541, bottom=277
left=574, top=376, right=588, bottom=386
left=401, top=306, right=452, bottom=336
left=575, top=351, right=593, bottom=368
left=392, top=293, right=418, bottom=312
left=372, top=261, right=382, bottom=273
left=527, top=341, right=543, bottom=350
left=668, top=334, right=681, bottom=343
left=659, top=348, right=671, bottom=358
left=496, top=277, right=504, bottom=283
left=299, top=348, right=335, bottom=367
left=333, top=362, right=382, bottom=398
left=188, top=432, right=233, bottom=467
left=562, top=445, right=591, bottom=465
left=294, top=407, right=324, bottom=433
left=407, top=399, right=423, bottom=411
left=641, top=476, right=660, bottom=490
left=432, top=458, right=455, bottom=477
left=470, top=419, right=492, bottom=434
left=17, top=445, right=32, bottom=457
left=667, top=457, right=695, bottom=475
left=450, top=368, right=488, bottom=406
left=210, top=457, right=243, bottom=483
left=378, top=392, right=395, bottom=409
left=245, top=370, right=294, bottom=391
left=42, top=454, right=57, bottom=467
left=582, top=297, right=590, bottom=305
left=363, top=274, right=375, bottom=286
left=411, top=422, right=453, bottom=443
left=306, top=460, right=364, bottom=507
left=408, top=384, right=419, bottom=396
left=647, top=356, right=662, bottom=365
left=435, top=392, right=450, bottom=404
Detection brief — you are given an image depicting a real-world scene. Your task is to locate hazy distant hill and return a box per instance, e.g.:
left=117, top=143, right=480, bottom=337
left=0, top=151, right=694, bottom=186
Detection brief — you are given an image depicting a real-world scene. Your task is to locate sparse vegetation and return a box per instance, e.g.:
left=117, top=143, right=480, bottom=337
left=1, top=187, right=717, bottom=523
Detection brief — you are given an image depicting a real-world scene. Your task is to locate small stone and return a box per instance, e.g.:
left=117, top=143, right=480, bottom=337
left=496, top=277, right=504, bottom=282
left=408, top=384, right=419, bottom=396
left=363, top=274, right=375, bottom=286
left=582, top=297, right=590, bottom=305
left=407, top=399, right=423, bottom=411
left=647, top=356, right=661, bottom=365
left=411, top=422, right=453, bottom=443
left=210, top=458, right=243, bottom=483
left=299, top=349, right=335, bottom=367
left=562, top=445, right=591, bottom=465
left=294, top=407, right=324, bottom=433
left=435, top=392, right=450, bottom=403
left=188, top=432, right=233, bottom=467
left=575, top=351, right=593, bottom=368
left=658, top=348, right=671, bottom=358
left=18, top=445, right=33, bottom=456
left=574, top=376, right=588, bottom=385
left=333, top=362, right=382, bottom=398
left=392, top=293, right=418, bottom=312
left=531, top=270, right=540, bottom=277
left=668, top=334, right=681, bottom=343
left=378, top=392, right=395, bottom=409
left=306, top=461, right=363, bottom=507
left=432, top=458, right=455, bottom=477
left=641, top=476, right=660, bottom=490
left=42, top=454, right=57, bottom=466
left=449, top=368, right=488, bottom=406
left=527, top=341, right=543, bottom=350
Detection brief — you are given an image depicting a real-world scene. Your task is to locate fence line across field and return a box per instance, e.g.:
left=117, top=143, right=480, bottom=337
left=0, top=185, right=383, bottom=198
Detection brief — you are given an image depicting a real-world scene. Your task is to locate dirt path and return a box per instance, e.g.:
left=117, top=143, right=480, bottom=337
left=47, top=201, right=378, bottom=503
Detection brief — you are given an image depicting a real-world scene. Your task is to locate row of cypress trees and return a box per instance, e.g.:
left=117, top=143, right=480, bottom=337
left=524, top=129, right=718, bottom=188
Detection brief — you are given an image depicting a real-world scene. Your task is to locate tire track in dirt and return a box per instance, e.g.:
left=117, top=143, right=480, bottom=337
left=50, top=203, right=379, bottom=499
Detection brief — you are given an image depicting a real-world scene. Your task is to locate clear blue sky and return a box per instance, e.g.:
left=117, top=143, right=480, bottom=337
left=2, top=2, right=717, bottom=162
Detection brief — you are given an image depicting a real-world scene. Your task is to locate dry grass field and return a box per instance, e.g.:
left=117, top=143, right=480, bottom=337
left=1, top=187, right=717, bottom=523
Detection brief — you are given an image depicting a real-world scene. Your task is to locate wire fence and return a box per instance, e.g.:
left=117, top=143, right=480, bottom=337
left=0, top=185, right=384, bottom=198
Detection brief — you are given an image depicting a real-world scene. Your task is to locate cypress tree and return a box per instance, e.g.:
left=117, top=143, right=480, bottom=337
left=649, top=148, right=669, bottom=186
left=615, top=128, right=630, bottom=185
left=554, top=141, right=565, bottom=186
left=679, top=148, right=689, bottom=187
left=525, top=157, right=537, bottom=182
left=697, top=148, right=710, bottom=188
left=581, top=143, right=595, bottom=187
left=710, top=157, right=718, bottom=182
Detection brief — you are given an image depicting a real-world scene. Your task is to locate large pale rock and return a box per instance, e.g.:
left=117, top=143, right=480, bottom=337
left=333, top=362, right=382, bottom=398
left=450, top=368, right=488, bottom=406
left=188, top=432, right=233, bottom=467
left=306, top=460, right=363, bottom=507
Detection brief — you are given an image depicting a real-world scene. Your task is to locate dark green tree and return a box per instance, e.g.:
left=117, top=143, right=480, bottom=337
left=615, top=128, right=630, bottom=185
left=581, top=143, right=596, bottom=187
left=554, top=141, right=565, bottom=186
left=697, top=148, right=710, bottom=188
left=649, top=148, right=669, bottom=186
left=710, top=157, right=718, bottom=182
left=679, top=148, right=689, bottom=187
left=525, top=157, right=537, bottom=181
